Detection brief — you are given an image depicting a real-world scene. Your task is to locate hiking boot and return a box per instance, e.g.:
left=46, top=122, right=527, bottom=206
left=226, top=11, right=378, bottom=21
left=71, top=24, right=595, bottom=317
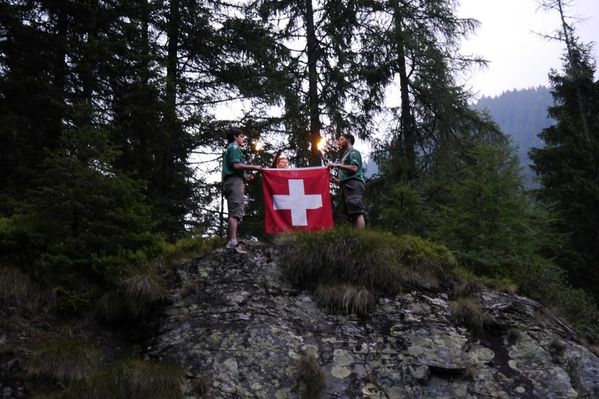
left=234, top=243, right=248, bottom=254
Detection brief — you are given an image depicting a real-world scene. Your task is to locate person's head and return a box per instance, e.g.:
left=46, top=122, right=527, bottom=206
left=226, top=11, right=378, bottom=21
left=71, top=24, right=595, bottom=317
left=276, top=153, right=289, bottom=168
left=337, top=133, right=355, bottom=150
left=226, top=127, right=246, bottom=146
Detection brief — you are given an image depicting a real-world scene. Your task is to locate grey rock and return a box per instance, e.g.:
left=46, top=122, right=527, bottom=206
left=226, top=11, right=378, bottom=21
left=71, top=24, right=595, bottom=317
left=151, top=243, right=599, bottom=398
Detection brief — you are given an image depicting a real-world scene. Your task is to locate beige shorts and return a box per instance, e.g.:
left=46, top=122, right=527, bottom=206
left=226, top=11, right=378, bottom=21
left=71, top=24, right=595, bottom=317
left=223, top=176, right=245, bottom=220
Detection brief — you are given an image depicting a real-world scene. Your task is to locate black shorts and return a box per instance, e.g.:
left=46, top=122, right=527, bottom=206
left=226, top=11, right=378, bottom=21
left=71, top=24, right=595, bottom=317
left=341, top=179, right=365, bottom=215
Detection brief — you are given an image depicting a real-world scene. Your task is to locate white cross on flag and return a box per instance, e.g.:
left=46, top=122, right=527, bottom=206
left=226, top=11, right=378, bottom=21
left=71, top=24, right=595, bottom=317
left=262, top=167, right=334, bottom=234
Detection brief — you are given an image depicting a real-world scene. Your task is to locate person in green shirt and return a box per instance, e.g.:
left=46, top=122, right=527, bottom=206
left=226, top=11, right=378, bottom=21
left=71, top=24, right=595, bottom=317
left=328, top=133, right=366, bottom=229
left=222, top=127, right=263, bottom=250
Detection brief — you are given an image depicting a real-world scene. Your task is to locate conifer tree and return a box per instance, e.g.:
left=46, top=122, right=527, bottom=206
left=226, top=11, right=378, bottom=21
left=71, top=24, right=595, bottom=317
left=529, top=42, right=599, bottom=297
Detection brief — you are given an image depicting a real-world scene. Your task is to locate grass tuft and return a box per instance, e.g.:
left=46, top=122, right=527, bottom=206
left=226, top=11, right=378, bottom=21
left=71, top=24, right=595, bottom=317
left=94, top=290, right=130, bottom=326
left=315, top=284, right=375, bottom=316
left=119, top=267, right=167, bottom=319
left=0, top=266, right=42, bottom=311
left=276, top=228, right=455, bottom=295
left=161, top=236, right=224, bottom=264
left=95, top=265, right=167, bottom=326
left=295, top=353, right=326, bottom=399
left=449, top=297, right=487, bottom=334
left=28, top=338, right=100, bottom=384
left=63, top=358, right=184, bottom=399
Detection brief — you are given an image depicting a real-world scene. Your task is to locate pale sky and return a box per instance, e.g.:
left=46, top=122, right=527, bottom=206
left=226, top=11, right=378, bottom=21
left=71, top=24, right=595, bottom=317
left=457, top=0, right=599, bottom=98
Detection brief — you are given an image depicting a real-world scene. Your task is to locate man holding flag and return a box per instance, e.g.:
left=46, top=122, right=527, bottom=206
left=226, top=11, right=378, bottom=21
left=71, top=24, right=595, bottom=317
left=222, top=127, right=263, bottom=251
left=328, top=133, right=366, bottom=229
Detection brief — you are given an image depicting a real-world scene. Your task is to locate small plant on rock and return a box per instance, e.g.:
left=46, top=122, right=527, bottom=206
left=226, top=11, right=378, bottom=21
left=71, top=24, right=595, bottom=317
left=295, top=353, right=326, bottom=399
left=449, top=297, right=487, bottom=334
left=315, top=283, right=375, bottom=317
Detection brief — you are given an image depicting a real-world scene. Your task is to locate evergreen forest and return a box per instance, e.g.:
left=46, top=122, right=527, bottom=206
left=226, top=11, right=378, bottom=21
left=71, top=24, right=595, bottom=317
left=1, top=0, right=599, bottom=395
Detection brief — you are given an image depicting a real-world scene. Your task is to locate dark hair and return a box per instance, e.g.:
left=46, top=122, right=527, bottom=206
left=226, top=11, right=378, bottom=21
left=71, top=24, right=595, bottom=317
left=226, top=127, right=244, bottom=143
left=271, top=149, right=284, bottom=168
left=341, top=133, right=355, bottom=145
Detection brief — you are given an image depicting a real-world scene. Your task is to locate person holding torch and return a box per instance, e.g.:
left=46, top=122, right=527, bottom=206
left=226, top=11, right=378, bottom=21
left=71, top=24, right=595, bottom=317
left=222, top=127, right=263, bottom=251
left=327, top=133, right=366, bottom=229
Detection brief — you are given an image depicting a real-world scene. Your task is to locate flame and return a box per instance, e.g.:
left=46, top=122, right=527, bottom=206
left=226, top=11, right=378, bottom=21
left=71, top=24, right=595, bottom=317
left=317, top=137, right=327, bottom=152
left=254, top=141, right=263, bottom=151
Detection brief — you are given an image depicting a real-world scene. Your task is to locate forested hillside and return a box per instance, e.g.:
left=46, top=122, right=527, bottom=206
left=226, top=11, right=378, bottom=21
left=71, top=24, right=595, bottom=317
left=474, top=86, right=553, bottom=187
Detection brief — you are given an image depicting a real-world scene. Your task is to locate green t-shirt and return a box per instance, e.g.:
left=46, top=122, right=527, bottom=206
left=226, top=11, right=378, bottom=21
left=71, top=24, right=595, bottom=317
left=339, top=148, right=364, bottom=182
left=222, top=143, right=246, bottom=180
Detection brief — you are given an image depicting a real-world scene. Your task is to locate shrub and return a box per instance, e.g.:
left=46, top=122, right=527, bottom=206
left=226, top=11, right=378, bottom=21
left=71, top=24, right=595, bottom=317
left=52, top=287, right=92, bottom=317
left=505, top=257, right=599, bottom=337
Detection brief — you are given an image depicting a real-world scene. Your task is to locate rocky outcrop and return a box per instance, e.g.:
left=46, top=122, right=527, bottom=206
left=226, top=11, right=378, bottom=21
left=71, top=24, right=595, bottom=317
left=150, top=241, right=599, bottom=398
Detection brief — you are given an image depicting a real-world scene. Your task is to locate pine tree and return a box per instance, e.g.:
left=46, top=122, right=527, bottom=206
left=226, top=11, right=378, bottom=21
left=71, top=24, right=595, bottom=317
left=529, top=42, right=599, bottom=297
left=356, top=0, right=485, bottom=181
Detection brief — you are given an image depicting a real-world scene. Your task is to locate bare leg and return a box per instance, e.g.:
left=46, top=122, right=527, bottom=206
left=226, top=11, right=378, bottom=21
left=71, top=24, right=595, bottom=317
left=353, top=214, right=365, bottom=230
left=228, top=216, right=239, bottom=242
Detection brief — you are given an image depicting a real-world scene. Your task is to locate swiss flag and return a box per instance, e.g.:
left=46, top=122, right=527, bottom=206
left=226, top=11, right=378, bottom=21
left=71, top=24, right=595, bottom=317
left=262, top=167, right=334, bottom=234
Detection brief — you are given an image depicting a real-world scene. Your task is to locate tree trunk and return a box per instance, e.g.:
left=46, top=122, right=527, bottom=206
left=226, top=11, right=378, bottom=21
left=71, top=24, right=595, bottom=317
left=393, top=3, right=416, bottom=181
left=305, top=0, right=322, bottom=166
left=163, top=0, right=180, bottom=186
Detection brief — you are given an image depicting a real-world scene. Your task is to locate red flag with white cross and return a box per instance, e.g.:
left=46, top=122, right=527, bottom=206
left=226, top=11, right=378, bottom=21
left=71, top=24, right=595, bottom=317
left=262, top=167, right=334, bottom=234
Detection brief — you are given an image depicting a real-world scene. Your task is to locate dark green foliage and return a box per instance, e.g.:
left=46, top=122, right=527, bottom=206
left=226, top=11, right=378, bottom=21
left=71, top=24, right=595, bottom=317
left=295, top=353, right=326, bottom=399
left=529, top=41, right=599, bottom=301
left=52, top=287, right=93, bottom=317
left=428, top=140, right=544, bottom=275
left=0, top=135, right=162, bottom=288
left=367, top=182, right=430, bottom=236
left=314, top=284, right=376, bottom=317
left=28, top=338, right=100, bottom=384
left=277, top=228, right=455, bottom=295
